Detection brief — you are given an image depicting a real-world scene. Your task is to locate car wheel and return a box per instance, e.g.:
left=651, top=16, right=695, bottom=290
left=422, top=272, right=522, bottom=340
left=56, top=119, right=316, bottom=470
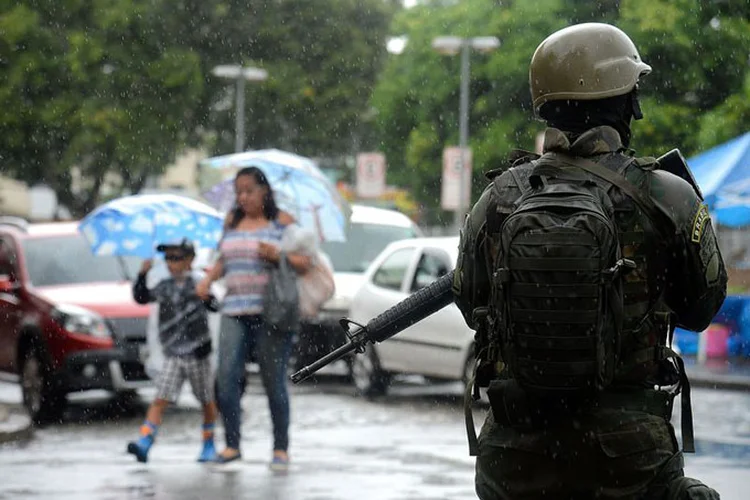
left=350, top=345, right=390, bottom=398
left=20, top=347, right=66, bottom=424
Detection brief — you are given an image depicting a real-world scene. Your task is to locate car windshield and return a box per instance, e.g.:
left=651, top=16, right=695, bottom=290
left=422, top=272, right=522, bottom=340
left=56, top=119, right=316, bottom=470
left=321, top=222, right=417, bottom=273
left=22, top=234, right=141, bottom=287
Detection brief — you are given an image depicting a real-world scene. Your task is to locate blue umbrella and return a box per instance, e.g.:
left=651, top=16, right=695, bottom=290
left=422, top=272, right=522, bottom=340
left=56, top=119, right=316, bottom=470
left=201, top=149, right=349, bottom=242
left=79, top=194, right=224, bottom=258
left=689, top=132, right=750, bottom=227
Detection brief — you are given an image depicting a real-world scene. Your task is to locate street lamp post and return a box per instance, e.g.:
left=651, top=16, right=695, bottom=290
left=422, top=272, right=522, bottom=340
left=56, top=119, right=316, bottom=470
left=432, top=36, right=500, bottom=233
left=211, top=64, right=269, bottom=153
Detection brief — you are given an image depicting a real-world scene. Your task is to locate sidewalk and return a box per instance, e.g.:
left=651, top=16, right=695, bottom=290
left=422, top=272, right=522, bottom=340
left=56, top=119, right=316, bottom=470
left=0, top=404, right=32, bottom=444
left=684, top=356, right=750, bottom=391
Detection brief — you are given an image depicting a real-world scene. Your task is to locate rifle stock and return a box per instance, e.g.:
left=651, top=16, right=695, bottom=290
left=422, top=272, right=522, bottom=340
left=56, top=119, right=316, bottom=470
left=657, top=149, right=703, bottom=200
left=290, top=271, right=456, bottom=384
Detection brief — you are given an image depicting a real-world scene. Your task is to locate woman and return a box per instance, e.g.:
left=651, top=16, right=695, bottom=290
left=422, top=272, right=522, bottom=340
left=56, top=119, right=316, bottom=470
left=196, top=166, right=310, bottom=469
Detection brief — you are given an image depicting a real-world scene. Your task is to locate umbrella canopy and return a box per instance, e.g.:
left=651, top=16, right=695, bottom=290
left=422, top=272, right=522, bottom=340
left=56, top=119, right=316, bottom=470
left=201, top=149, right=349, bottom=242
left=689, top=132, right=750, bottom=227
left=79, top=194, right=224, bottom=257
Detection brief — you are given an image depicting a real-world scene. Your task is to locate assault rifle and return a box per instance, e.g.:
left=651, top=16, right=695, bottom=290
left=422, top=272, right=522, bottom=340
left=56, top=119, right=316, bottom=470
left=291, top=150, right=698, bottom=385
left=290, top=271, right=456, bottom=384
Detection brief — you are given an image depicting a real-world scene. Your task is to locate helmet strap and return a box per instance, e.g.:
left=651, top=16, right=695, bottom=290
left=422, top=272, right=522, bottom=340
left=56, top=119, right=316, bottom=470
left=630, top=87, right=644, bottom=121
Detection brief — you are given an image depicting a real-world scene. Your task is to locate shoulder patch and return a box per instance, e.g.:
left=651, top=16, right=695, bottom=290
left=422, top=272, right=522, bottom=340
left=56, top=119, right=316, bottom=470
left=691, top=204, right=710, bottom=243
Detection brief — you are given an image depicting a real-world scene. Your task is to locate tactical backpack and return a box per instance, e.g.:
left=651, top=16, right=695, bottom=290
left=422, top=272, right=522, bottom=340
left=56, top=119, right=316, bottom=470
left=490, top=152, right=666, bottom=398
left=464, top=151, right=696, bottom=457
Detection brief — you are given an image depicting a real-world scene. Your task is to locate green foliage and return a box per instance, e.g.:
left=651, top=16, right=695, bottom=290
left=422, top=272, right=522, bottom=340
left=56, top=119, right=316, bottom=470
left=372, top=0, right=750, bottom=224
left=0, top=0, right=396, bottom=216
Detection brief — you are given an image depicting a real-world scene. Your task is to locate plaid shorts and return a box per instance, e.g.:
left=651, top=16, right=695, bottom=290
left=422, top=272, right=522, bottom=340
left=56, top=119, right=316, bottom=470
left=156, top=355, right=214, bottom=404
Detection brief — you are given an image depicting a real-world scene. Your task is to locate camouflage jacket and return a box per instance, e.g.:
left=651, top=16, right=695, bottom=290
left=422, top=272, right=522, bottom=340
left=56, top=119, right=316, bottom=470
left=454, top=126, right=728, bottom=386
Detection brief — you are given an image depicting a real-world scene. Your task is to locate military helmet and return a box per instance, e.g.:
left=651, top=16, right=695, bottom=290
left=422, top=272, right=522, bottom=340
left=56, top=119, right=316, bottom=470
left=529, top=23, right=651, bottom=115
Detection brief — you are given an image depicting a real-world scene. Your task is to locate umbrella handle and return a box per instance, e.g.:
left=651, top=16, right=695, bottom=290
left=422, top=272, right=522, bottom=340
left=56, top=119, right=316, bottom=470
left=116, top=256, right=132, bottom=281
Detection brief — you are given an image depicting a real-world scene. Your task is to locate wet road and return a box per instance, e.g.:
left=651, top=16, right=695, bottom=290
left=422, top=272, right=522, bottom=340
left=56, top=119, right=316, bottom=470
left=0, top=374, right=748, bottom=499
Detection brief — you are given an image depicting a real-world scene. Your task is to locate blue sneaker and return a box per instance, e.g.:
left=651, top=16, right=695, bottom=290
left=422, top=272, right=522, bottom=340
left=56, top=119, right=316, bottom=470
left=197, top=441, right=217, bottom=462
left=213, top=451, right=242, bottom=464
left=269, top=453, right=289, bottom=472
left=127, top=436, right=153, bottom=463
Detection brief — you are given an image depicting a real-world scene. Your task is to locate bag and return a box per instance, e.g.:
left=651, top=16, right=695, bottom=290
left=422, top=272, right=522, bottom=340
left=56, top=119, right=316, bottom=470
left=298, top=251, right=336, bottom=319
left=492, top=154, right=636, bottom=397
left=264, top=252, right=300, bottom=333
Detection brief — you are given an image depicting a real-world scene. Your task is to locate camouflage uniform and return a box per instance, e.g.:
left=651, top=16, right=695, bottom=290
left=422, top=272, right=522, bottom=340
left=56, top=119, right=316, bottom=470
left=452, top=22, right=727, bottom=498
left=454, top=124, right=727, bottom=499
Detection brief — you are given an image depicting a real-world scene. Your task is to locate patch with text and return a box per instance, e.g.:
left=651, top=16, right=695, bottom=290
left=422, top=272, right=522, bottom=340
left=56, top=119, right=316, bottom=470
left=691, top=204, right=710, bottom=243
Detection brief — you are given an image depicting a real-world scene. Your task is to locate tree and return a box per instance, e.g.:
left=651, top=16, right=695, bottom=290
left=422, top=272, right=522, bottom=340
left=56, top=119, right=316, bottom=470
left=371, top=0, right=750, bottom=224
left=199, top=0, right=397, bottom=159
left=372, top=0, right=569, bottom=224
left=0, top=0, right=397, bottom=216
left=0, top=0, right=204, bottom=215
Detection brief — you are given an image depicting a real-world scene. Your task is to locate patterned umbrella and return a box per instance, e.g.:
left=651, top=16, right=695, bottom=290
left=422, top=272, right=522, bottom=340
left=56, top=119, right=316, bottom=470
left=200, top=149, right=349, bottom=242
left=79, top=194, right=224, bottom=258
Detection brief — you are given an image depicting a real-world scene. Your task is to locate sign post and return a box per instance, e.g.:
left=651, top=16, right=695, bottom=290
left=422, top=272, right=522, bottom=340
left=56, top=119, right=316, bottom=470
left=440, top=147, right=472, bottom=215
left=356, top=152, right=387, bottom=199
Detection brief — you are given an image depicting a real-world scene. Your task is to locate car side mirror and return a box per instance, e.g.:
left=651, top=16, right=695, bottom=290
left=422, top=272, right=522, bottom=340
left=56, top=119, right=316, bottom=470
left=0, top=274, right=16, bottom=293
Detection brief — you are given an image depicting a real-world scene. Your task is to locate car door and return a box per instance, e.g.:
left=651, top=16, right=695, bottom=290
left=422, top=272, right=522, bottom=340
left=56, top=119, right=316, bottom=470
left=0, top=236, right=22, bottom=372
left=351, top=245, right=417, bottom=371
left=387, top=246, right=464, bottom=379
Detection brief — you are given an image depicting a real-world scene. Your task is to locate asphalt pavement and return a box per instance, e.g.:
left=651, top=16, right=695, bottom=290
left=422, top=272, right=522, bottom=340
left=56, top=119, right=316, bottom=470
left=1, top=368, right=749, bottom=499
left=0, top=402, right=32, bottom=445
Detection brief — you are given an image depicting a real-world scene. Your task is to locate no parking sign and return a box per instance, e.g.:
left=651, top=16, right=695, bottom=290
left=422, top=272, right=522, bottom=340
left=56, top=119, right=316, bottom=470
left=440, top=147, right=472, bottom=211
left=356, top=152, right=386, bottom=199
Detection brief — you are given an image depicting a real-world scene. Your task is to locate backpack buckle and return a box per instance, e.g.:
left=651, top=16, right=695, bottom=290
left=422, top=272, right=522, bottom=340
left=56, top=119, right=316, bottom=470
left=493, top=268, right=510, bottom=286
left=602, top=258, right=636, bottom=283
left=472, top=307, right=489, bottom=325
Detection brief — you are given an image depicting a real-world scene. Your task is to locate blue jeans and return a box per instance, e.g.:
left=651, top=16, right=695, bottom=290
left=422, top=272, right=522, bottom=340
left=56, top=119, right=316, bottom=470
left=216, top=315, right=293, bottom=451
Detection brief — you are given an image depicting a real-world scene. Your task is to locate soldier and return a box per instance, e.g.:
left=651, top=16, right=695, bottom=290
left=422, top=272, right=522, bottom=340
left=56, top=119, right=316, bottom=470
left=453, top=23, right=727, bottom=499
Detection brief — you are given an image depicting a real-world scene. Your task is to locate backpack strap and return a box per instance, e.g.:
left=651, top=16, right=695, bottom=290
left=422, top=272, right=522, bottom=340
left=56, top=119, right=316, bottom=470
left=667, top=346, right=695, bottom=453
left=465, top=369, right=480, bottom=456
left=544, top=152, right=666, bottom=227
left=508, top=166, right=531, bottom=195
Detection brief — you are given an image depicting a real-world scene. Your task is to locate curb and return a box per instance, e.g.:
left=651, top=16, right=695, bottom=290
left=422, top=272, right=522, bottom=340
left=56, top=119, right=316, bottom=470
left=0, top=405, right=33, bottom=445
left=688, top=374, right=750, bottom=392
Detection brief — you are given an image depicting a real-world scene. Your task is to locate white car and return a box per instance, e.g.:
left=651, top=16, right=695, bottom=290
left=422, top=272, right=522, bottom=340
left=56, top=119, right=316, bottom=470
left=295, top=204, right=423, bottom=370
left=348, top=236, right=475, bottom=397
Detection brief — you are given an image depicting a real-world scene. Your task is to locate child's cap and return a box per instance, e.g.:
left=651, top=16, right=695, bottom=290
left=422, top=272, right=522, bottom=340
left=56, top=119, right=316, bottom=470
left=156, top=237, right=195, bottom=255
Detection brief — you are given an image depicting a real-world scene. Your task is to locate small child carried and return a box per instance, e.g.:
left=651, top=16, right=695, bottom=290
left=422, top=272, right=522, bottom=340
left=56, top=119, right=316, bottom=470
left=126, top=238, right=219, bottom=463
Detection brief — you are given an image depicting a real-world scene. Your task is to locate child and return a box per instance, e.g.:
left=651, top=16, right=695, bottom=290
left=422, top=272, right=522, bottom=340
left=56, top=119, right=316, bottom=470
left=126, top=238, right=219, bottom=463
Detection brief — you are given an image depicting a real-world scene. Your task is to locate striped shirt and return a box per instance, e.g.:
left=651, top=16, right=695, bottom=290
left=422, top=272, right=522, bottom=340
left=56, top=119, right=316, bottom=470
left=220, top=223, right=285, bottom=316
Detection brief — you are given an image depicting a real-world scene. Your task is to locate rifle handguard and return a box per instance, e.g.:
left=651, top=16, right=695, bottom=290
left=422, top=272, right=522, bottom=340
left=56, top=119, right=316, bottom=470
left=290, top=271, right=457, bottom=383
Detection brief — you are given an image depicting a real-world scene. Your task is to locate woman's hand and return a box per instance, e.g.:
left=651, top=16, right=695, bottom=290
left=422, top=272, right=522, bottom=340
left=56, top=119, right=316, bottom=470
left=258, top=242, right=280, bottom=263
left=287, top=253, right=313, bottom=274
left=195, top=278, right=212, bottom=301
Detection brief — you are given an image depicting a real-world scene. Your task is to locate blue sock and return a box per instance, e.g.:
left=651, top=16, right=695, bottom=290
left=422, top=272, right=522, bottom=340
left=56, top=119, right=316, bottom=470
left=137, top=420, right=158, bottom=448
left=202, top=423, right=215, bottom=443
left=197, top=423, right=217, bottom=462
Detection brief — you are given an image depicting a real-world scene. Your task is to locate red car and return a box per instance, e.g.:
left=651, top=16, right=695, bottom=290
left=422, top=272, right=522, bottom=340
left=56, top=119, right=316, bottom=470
left=0, top=217, right=151, bottom=422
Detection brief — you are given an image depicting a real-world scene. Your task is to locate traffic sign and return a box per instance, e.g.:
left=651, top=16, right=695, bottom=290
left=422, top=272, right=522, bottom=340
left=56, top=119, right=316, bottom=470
left=356, top=152, right=387, bottom=199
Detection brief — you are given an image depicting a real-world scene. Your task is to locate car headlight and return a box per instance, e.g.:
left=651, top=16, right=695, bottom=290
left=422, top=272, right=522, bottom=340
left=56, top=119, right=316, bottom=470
left=52, top=304, right=112, bottom=338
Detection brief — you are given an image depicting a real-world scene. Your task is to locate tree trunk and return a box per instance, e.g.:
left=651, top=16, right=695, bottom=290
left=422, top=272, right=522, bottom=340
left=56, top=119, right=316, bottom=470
left=80, top=173, right=105, bottom=216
